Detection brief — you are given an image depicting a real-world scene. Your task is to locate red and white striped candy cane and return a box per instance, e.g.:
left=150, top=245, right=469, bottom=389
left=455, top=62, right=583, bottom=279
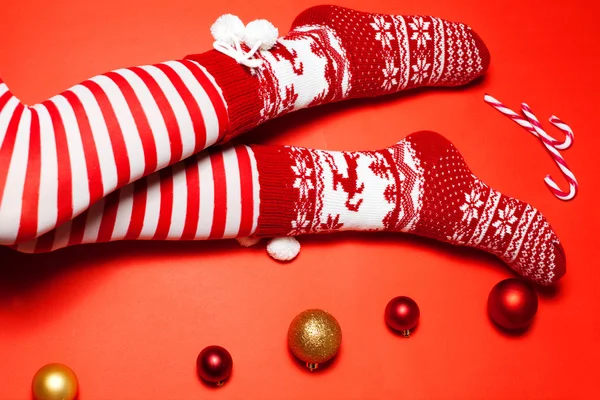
left=484, top=95, right=573, bottom=150
left=547, top=115, right=574, bottom=150
left=521, top=103, right=574, bottom=150
left=484, top=94, right=578, bottom=201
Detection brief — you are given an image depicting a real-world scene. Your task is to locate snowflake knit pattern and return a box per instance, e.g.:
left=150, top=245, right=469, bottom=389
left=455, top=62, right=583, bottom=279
left=0, top=5, right=488, bottom=246
left=190, top=5, right=490, bottom=139
left=253, top=131, right=564, bottom=285
left=16, top=131, right=564, bottom=286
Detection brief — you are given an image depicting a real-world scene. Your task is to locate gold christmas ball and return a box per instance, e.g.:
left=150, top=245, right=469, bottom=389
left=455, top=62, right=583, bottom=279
left=31, top=363, right=79, bottom=400
left=287, top=309, right=342, bottom=371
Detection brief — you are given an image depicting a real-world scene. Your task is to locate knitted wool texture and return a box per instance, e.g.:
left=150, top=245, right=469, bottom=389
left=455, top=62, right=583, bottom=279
left=16, top=131, right=565, bottom=286
left=0, top=5, right=490, bottom=245
left=189, top=5, right=490, bottom=140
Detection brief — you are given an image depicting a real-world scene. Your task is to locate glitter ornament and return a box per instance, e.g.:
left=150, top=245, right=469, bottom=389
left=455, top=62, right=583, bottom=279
left=287, top=309, right=342, bottom=371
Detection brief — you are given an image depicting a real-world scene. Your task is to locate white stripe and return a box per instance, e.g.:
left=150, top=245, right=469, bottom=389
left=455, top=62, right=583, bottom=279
left=394, top=16, right=410, bottom=90
left=0, top=83, right=9, bottom=97
left=430, top=18, right=445, bottom=84
left=0, top=97, right=20, bottom=146
left=442, top=24, right=457, bottom=81
left=34, top=104, right=59, bottom=236
left=223, top=146, right=242, bottom=237
left=51, top=219, right=73, bottom=251
left=116, top=68, right=171, bottom=170
left=468, top=189, right=501, bottom=246
left=246, top=146, right=260, bottom=235
left=90, top=75, right=146, bottom=181
left=468, top=25, right=483, bottom=73
left=167, top=162, right=188, bottom=240
left=192, top=61, right=228, bottom=119
left=195, top=153, right=214, bottom=239
left=506, top=206, right=537, bottom=262
left=51, top=95, right=90, bottom=218
left=400, top=143, right=424, bottom=232
left=69, top=84, right=119, bottom=195
left=0, top=109, right=31, bottom=242
left=516, top=214, right=542, bottom=272
left=140, top=172, right=161, bottom=238
left=82, top=198, right=105, bottom=243
left=163, top=61, right=221, bottom=149
left=111, top=183, right=135, bottom=240
left=140, top=65, right=195, bottom=161
left=550, top=118, right=573, bottom=150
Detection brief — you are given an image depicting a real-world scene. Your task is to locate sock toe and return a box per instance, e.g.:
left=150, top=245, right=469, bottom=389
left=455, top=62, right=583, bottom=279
left=504, top=211, right=566, bottom=286
left=551, top=240, right=567, bottom=283
left=404, top=130, right=565, bottom=285
left=470, top=28, right=491, bottom=76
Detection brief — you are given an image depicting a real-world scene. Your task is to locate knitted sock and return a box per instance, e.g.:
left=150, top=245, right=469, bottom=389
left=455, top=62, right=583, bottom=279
left=0, top=5, right=489, bottom=245
left=15, top=131, right=565, bottom=286
left=189, top=4, right=490, bottom=139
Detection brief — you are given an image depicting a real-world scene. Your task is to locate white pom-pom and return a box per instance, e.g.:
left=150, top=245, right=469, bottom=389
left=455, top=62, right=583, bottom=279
left=236, top=236, right=261, bottom=247
left=210, top=14, right=246, bottom=45
left=243, top=19, right=279, bottom=50
left=266, top=237, right=300, bottom=261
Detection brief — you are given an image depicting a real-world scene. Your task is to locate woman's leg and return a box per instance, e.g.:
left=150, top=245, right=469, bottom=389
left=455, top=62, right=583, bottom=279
left=0, top=5, right=489, bottom=244
left=15, top=131, right=565, bottom=286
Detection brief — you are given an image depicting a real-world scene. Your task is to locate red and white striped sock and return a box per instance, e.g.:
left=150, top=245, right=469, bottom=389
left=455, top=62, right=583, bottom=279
left=15, top=131, right=565, bottom=286
left=14, top=145, right=260, bottom=253
left=0, top=5, right=489, bottom=245
left=0, top=61, right=228, bottom=245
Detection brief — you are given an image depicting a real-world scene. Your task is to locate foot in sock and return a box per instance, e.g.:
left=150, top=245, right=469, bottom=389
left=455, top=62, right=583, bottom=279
left=14, top=131, right=565, bottom=286
left=0, top=5, right=489, bottom=245
left=190, top=5, right=490, bottom=138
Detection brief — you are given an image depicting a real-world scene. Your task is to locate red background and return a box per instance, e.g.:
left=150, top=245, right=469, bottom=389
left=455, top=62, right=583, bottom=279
left=0, top=0, right=598, bottom=399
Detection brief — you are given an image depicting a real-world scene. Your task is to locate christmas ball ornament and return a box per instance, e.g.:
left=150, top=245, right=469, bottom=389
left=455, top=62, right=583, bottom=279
left=488, top=278, right=538, bottom=330
left=287, top=309, right=342, bottom=371
left=31, top=363, right=78, bottom=400
left=384, top=296, right=420, bottom=337
left=197, top=345, right=233, bottom=387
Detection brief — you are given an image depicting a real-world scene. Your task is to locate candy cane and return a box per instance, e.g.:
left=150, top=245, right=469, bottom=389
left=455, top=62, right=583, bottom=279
left=484, top=95, right=572, bottom=150
left=521, top=103, right=574, bottom=150
left=548, top=116, right=574, bottom=150
left=484, top=94, right=578, bottom=201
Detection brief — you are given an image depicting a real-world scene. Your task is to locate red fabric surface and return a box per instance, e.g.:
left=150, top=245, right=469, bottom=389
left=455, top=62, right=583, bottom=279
left=0, top=0, right=597, bottom=398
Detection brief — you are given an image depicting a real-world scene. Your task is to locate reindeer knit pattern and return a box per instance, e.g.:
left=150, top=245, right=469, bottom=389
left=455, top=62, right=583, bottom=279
left=0, top=5, right=562, bottom=285
left=252, top=131, right=565, bottom=285
left=0, top=5, right=488, bottom=245
left=16, top=131, right=565, bottom=286
left=190, top=5, right=490, bottom=139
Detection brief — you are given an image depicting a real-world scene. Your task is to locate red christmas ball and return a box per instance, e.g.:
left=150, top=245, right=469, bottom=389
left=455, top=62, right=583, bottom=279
left=197, top=345, right=233, bottom=386
left=488, top=278, right=538, bottom=330
left=385, top=296, right=420, bottom=336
